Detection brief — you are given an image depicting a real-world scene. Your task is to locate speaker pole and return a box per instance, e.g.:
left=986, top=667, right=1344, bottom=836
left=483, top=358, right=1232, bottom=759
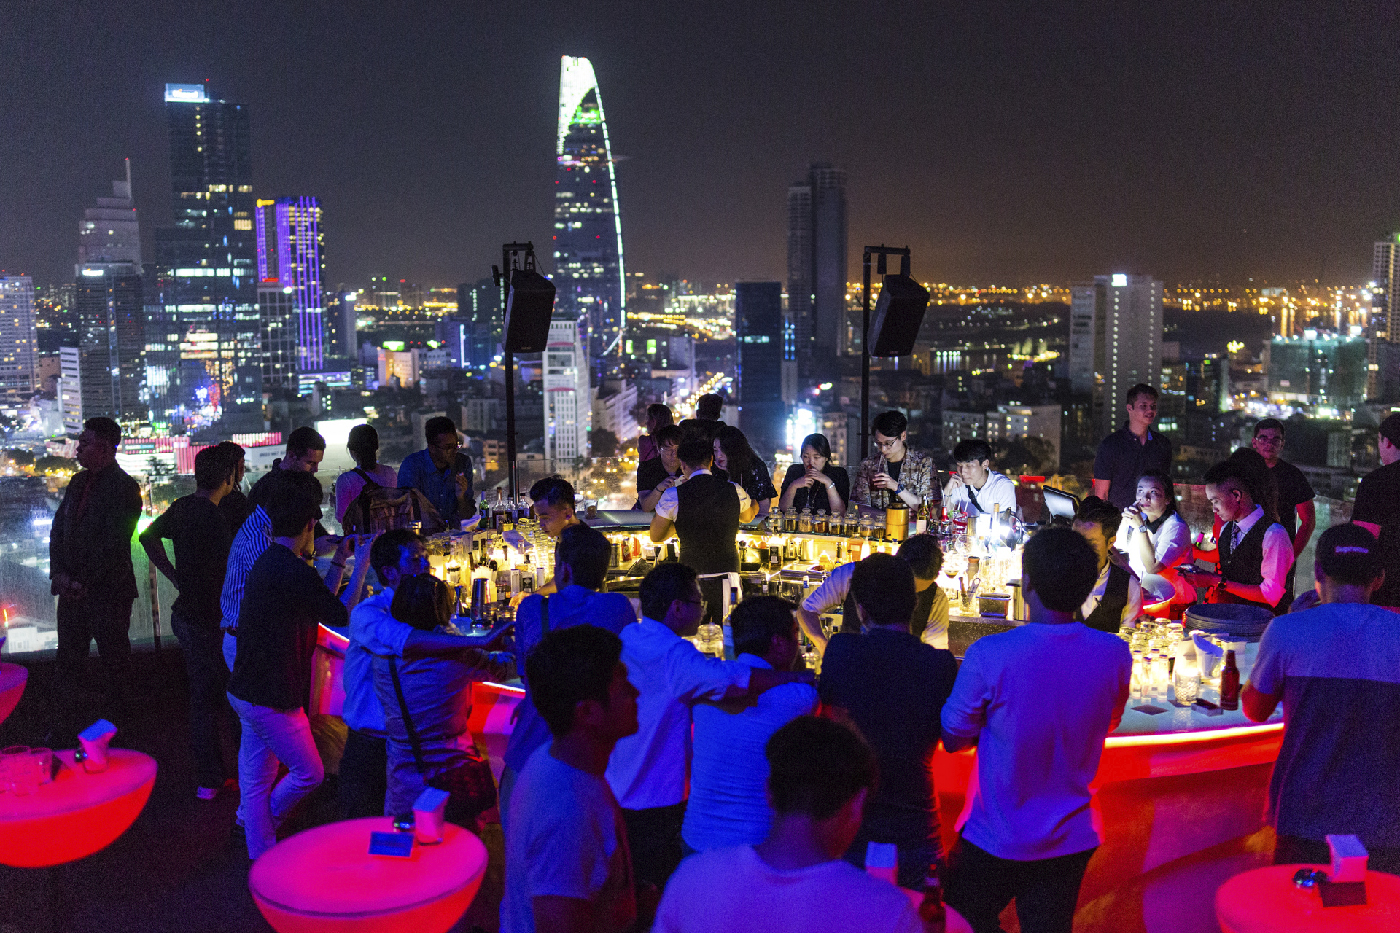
left=500, top=240, right=535, bottom=502
left=860, top=245, right=914, bottom=466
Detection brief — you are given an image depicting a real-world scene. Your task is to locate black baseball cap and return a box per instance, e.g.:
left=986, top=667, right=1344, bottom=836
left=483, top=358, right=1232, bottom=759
left=1315, top=523, right=1383, bottom=586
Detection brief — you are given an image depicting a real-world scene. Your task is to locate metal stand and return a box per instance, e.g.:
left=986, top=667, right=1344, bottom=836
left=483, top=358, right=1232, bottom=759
left=859, top=245, right=911, bottom=458
left=494, top=242, right=536, bottom=501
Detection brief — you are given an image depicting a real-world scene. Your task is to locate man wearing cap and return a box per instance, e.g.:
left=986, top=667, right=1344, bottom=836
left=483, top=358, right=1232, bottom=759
left=1244, top=523, right=1400, bottom=875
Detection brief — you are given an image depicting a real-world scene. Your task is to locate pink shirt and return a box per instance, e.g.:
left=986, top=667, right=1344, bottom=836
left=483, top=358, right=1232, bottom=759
left=334, top=464, right=398, bottom=523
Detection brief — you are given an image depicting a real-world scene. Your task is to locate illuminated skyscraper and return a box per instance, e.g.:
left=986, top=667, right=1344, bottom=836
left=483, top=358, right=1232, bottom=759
left=735, top=282, right=792, bottom=457
left=543, top=318, right=591, bottom=461
left=153, top=83, right=259, bottom=426
left=0, top=276, right=37, bottom=400
left=787, top=163, right=847, bottom=365
left=69, top=160, right=146, bottom=425
left=1369, top=235, right=1400, bottom=400
left=1069, top=274, right=1163, bottom=439
left=256, top=196, right=325, bottom=388
left=552, top=56, right=625, bottom=373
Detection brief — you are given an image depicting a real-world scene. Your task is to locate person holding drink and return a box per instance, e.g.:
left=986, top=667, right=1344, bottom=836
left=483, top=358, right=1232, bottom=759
left=941, top=439, right=1017, bottom=520
left=851, top=411, right=938, bottom=511
left=778, top=433, right=849, bottom=519
left=1117, top=469, right=1193, bottom=606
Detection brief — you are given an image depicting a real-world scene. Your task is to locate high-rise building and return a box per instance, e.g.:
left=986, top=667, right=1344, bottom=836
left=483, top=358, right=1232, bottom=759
left=786, top=163, right=847, bottom=365
left=0, top=276, right=37, bottom=400
left=543, top=318, right=591, bottom=461
left=1069, top=274, right=1164, bottom=439
left=552, top=56, right=626, bottom=373
left=735, top=282, right=790, bottom=457
left=323, top=288, right=358, bottom=361
left=153, top=83, right=259, bottom=426
left=447, top=278, right=500, bottom=370
left=1268, top=332, right=1368, bottom=411
left=69, top=161, right=146, bottom=425
left=255, top=196, right=326, bottom=388
left=1369, top=235, right=1400, bottom=400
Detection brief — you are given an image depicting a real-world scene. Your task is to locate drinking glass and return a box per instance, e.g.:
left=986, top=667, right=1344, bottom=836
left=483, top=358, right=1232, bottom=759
left=1174, top=659, right=1200, bottom=705
left=1, top=746, right=33, bottom=795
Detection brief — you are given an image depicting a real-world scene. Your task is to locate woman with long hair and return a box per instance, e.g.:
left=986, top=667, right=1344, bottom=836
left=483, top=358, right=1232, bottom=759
left=713, top=424, right=777, bottom=519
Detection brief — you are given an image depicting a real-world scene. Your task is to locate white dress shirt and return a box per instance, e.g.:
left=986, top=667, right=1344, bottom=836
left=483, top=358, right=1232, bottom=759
left=1118, top=510, right=1192, bottom=603
left=800, top=560, right=950, bottom=649
left=342, top=587, right=412, bottom=734
left=1223, top=505, right=1294, bottom=608
left=654, top=468, right=752, bottom=521
left=605, top=617, right=753, bottom=810
left=945, top=470, right=1019, bottom=517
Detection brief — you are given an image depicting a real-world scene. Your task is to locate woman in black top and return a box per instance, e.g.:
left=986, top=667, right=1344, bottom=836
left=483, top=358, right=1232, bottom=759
left=779, top=433, right=850, bottom=517
left=713, top=425, right=778, bottom=519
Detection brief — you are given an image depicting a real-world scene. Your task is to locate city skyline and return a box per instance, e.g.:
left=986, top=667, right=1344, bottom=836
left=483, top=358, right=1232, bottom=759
left=3, top=3, right=1399, bottom=291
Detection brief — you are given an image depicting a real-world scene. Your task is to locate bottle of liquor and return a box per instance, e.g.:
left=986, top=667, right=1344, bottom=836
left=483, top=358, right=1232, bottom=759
left=919, top=872, right=946, bottom=928
left=1220, top=649, right=1241, bottom=710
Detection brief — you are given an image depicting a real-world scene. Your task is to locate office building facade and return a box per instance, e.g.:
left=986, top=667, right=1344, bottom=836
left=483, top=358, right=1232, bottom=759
left=153, top=83, right=260, bottom=426
left=448, top=278, right=500, bottom=370
left=735, top=282, right=789, bottom=457
left=543, top=318, right=590, bottom=461
left=787, top=163, right=847, bottom=365
left=0, top=276, right=37, bottom=400
left=553, top=56, right=626, bottom=372
left=256, top=196, right=325, bottom=386
left=1370, top=235, right=1400, bottom=400
left=1069, top=274, right=1164, bottom=439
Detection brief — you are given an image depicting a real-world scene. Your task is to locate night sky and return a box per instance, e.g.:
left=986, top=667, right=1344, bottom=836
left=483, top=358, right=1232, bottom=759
left=3, top=1, right=1398, bottom=290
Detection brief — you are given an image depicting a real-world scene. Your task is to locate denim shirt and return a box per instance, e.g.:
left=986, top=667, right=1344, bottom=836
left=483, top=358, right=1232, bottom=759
left=397, top=448, right=474, bottom=527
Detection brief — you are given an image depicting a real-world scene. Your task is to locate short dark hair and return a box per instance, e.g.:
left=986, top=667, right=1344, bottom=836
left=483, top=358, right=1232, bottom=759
left=370, top=528, right=423, bottom=581
left=82, top=417, right=121, bottom=448
left=215, top=440, right=246, bottom=463
left=871, top=410, right=907, bottom=438
left=556, top=523, right=611, bottom=591
left=639, top=561, right=698, bottom=621
left=286, top=426, right=327, bottom=458
left=1254, top=417, right=1285, bottom=436
left=264, top=471, right=323, bottom=537
left=696, top=393, right=724, bottom=420
left=952, top=439, right=993, bottom=465
left=653, top=424, right=683, bottom=448
left=897, top=533, right=943, bottom=580
left=194, top=445, right=234, bottom=491
left=766, top=716, right=877, bottom=820
left=1126, top=383, right=1158, bottom=405
left=527, top=625, right=624, bottom=737
left=1380, top=413, right=1400, bottom=448
left=799, top=433, right=831, bottom=461
left=647, top=403, right=674, bottom=427
left=529, top=475, right=576, bottom=509
left=347, top=424, right=379, bottom=457
left=850, top=553, right=916, bottom=630
left=1074, top=496, right=1122, bottom=539
left=1222, top=447, right=1278, bottom=522
left=424, top=416, right=457, bottom=444
left=1203, top=459, right=1252, bottom=500
left=730, top=595, right=797, bottom=658
left=390, top=574, right=454, bottom=632
left=677, top=439, right=714, bottom=470
left=1023, top=526, right=1100, bottom=613
left=1315, top=523, right=1385, bottom=586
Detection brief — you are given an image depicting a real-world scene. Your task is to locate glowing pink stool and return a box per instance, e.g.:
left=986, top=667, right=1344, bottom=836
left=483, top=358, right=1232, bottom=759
left=1216, top=864, right=1400, bottom=933
left=0, top=662, right=26, bottom=724
left=0, top=749, right=157, bottom=867
left=250, top=817, right=489, bottom=933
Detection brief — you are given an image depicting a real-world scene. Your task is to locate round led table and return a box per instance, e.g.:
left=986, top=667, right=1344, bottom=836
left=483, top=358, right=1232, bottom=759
left=0, top=662, right=26, bottom=724
left=1216, top=864, right=1400, bottom=932
left=0, top=749, right=156, bottom=867
left=249, top=817, right=490, bottom=933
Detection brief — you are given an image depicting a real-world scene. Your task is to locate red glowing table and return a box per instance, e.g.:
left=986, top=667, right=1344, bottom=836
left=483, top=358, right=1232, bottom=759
left=1216, top=864, right=1400, bottom=932
left=0, top=662, right=26, bottom=724
left=249, top=817, right=490, bottom=933
left=0, top=749, right=156, bottom=867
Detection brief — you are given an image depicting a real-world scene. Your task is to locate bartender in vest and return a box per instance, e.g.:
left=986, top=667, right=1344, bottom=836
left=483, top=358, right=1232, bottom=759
left=650, top=438, right=751, bottom=626
left=1182, top=459, right=1294, bottom=613
left=942, top=439, right=1019, bottom=519
left=1072, top=497, right=1143, bottom=631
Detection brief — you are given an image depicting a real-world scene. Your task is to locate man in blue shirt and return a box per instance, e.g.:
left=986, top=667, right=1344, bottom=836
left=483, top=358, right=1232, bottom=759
left=397, top=415, right=475, bottom=528
left=502, top=523, right=638, bottom=823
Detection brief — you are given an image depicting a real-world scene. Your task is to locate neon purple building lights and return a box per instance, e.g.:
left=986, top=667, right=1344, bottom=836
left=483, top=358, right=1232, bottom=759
left=256, top=196, right=325, bottom=377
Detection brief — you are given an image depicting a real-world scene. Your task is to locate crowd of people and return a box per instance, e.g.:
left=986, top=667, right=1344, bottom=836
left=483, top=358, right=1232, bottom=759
left=41, top=387, right=1400, bottom=932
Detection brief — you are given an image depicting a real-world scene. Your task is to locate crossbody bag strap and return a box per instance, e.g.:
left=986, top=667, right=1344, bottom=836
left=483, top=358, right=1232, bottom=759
left=388, top=657, right=429, bottom=776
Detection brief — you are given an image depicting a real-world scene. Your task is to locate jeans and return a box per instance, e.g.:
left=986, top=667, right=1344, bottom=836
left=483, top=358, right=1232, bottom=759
left=227, top=693, right=324, bottom=859
left=944, top=836, right=1096, bottom=933
left=843, top=833, right=940, bottom=891
left=55, top=595, right=135, bottom=736
left=170, top=611, right=234, bottom=790
left=338, top=728, right=388, bottom=820
left=622, top=802, right=687, bottom=891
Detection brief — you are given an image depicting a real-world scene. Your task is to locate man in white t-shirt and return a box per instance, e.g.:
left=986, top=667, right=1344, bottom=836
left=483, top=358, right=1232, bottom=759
left=682, top=596, right=818, bottom=854
left=503, top=625, right=640, bottom=933
left=656, top=716, right=922, bottom=933
left=942, top=439, right=1019, bottom=518
left=941, top=526, right=1131, bottom=933
left=797, top=533, right=951, bottom=650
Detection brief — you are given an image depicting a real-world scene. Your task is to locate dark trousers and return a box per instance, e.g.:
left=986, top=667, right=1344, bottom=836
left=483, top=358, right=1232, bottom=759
left=698, top=577, right=726, bottom=628
left=843, top=832, right=939, bottom=891
left=1275, top=833, right=1400, bottom=876
left=169, top=610, right=235, bottom=790
left=622, top=801, right=686, bottom=891
left=944, top=836, right=1095, bottom=933
left=339, top=728, right=388, bottom=819
left=55, top=595, right=135, bottom=736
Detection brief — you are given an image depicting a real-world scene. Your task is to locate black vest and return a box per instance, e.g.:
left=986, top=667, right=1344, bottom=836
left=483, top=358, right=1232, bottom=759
left=673, top=473, right=741, bottom=575
left=1083, top=563, right=1131, bottom=632
left=1217, top=517, right=1275, bottom=610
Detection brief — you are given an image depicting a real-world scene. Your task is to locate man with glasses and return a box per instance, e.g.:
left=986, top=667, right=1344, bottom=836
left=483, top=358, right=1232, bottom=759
left=397, top=415, right=476, bottom=528
left=1251, top=418, right=1315, bottom=612
left=851, top=410, right=937, bottom=511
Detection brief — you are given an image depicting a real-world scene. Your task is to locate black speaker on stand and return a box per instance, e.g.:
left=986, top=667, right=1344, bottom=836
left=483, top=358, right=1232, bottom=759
left=494, top=243, right=556, bottom=499
left=868, top=274, right=930, bottom=357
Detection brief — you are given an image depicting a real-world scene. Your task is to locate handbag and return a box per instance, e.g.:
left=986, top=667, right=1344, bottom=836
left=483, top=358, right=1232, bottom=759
left=388, top=657, right=498, bottom=820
